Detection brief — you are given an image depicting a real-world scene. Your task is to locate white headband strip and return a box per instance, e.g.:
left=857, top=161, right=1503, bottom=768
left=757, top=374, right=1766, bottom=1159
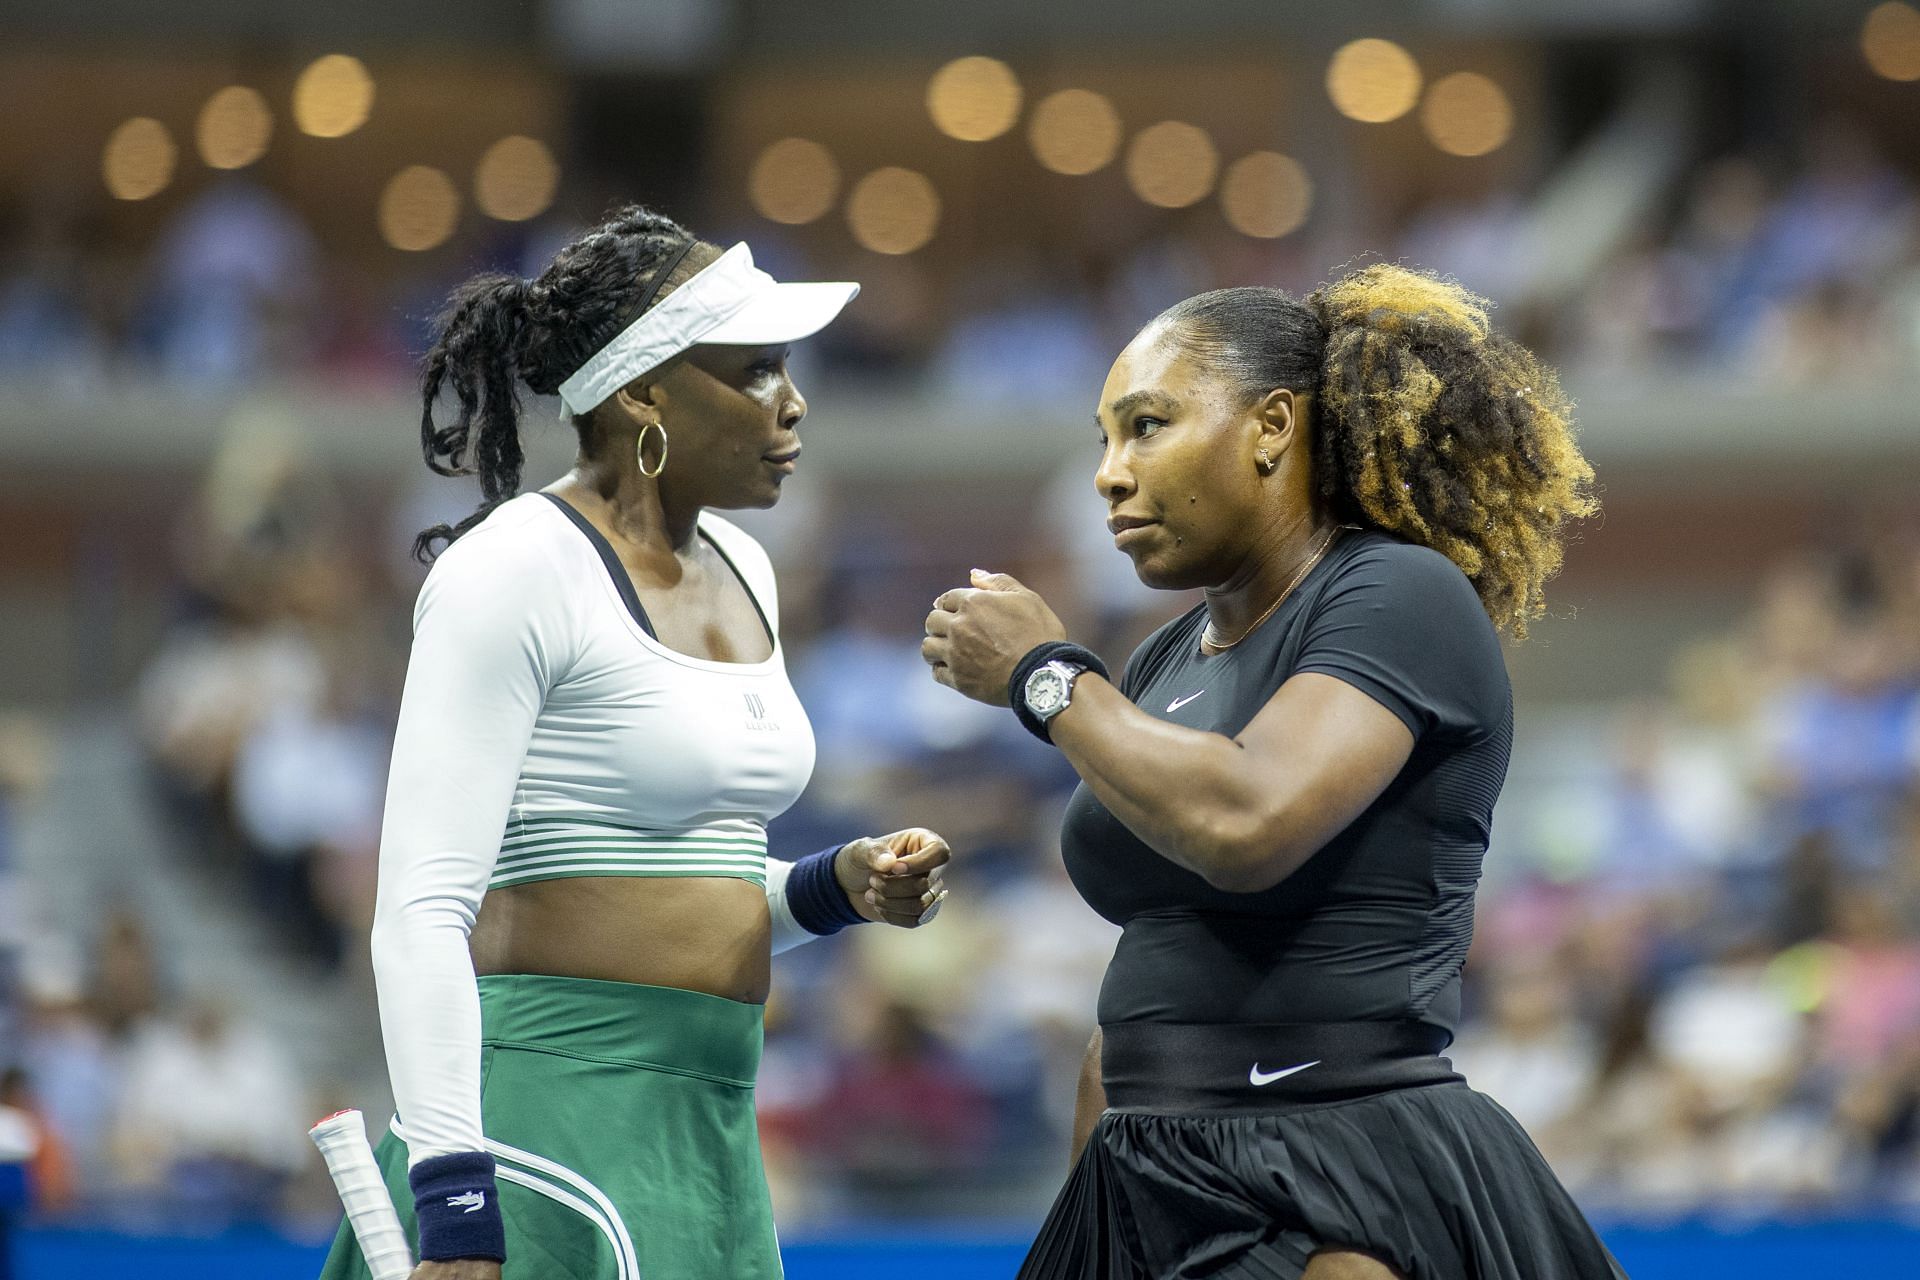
left=556, top=242, right=768, bottom=416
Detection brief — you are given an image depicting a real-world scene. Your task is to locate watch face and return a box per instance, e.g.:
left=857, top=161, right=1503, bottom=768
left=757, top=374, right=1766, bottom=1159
left=1026, top=668, right=1068, bottom=715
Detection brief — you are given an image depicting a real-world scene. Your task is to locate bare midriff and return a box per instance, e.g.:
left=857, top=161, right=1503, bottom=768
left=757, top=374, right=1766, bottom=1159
left=470, top=876, right=772, bottom=1004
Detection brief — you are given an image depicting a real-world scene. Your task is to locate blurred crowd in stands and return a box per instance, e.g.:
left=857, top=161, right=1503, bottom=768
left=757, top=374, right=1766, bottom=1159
left=3, top=118, right=1919, bottom=399
left=0, top=411, right=1917, bottom=1231
left=2, top=104, right=1920, bottom=1240
left=1454, top=530, right=1920, bottom=1212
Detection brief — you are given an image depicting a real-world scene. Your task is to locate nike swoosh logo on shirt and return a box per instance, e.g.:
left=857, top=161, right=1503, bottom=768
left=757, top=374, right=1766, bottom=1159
left=1249, top=1060, right=1320, bottom=1087
left=1167, top=690, right=1206, bottom=712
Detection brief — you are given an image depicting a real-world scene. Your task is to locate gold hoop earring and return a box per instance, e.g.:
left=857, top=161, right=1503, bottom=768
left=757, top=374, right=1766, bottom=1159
left=637, top=422, right=668, bottom=478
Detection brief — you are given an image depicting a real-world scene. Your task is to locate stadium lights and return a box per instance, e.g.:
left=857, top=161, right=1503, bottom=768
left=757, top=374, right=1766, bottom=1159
left=847, top=166, right=941, bottom=254
left=1220, top=152, right=1313, bottom=239
left=1863, top=3, right=1920, bottom=81
left=749, top=138, right=841, bottom=226
left=379, top=165, right=460, bottom=251
left=1028, top=89, right=1122, bottom=176
left=1125, top=121, right=1219, bottom=209
left=294, top=54, right=375, bottom=138
left=1327, top=38, right=1422, bottom=123
left=102, top=117, right=176, bottom=200
left=197, top=86, right=273, bottom=171
left=475, top=137, right=560, bottom=222
left=1420, top=72, right=1513, bottom=157
left=927, top=56, right=1022, bottom=142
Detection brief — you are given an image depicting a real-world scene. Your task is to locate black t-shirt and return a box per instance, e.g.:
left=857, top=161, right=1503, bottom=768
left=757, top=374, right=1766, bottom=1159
left=1060, top=528, right=1512, bottom=1043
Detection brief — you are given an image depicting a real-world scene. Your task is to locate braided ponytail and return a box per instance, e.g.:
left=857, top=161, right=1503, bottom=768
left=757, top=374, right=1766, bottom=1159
left=413, top=276, right=535, bottom=561
left=412, top=204, right=705, bottom=563
left=1157, top=265, right=1597, bottom=638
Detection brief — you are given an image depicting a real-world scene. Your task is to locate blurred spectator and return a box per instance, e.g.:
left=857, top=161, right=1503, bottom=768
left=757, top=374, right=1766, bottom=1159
left=0, top=1068, right=76, bottom=1218
left=107, top=996, right=309, bottom=1223
left=89, top=911, right=160, bottom=1040
left=1836, top=1027, right=1920, bottom=1197
left=1651, top=945, right=1805, bottom=1117
left=13, top=943, right=117, bottom=1202
left=138, top=180, right=319, bottom=387
left=1450, top=962, right=1597, bottom=1140
left=1745, top=548, right=1920, bottom=867
left=0, top=203, right=106, bottom=393
left=798, top=996, right=993, bottom=1199
left=1726, top=120, right=1914, bottom=364
left=1818, top=887, right=1920, bottom=1072
left=935, top=252, right=1111, bottom=403
left=136, top=412, right=397, bottom=964
left=973, top=818, right=1120, bottom=1137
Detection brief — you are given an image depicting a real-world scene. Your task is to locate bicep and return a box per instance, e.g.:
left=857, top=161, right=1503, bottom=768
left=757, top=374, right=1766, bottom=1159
left=1233, top=671, right=1415, bottom=863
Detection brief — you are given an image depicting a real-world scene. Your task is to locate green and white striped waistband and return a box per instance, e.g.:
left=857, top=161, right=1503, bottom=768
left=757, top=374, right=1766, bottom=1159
left=491, top=818, right=768, bottom=889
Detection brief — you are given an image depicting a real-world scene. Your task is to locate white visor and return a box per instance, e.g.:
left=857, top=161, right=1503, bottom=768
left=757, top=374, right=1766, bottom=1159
left=555, top=242, right=859, bottom=416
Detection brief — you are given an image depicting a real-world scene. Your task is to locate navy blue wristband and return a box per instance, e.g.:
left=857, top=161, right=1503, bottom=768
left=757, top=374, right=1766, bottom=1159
left=787, top=844, right=867, bottom=936
left=410, top=1150, right=506, bottom=1263
left=1008, top=641, right=1110, bottom=743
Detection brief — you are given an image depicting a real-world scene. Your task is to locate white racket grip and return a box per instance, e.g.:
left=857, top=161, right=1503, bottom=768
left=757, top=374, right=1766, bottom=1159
left=310, top=1109, right=415, bottom=1280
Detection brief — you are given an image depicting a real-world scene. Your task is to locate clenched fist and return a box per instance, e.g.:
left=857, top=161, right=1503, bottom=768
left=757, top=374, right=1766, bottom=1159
left=922, top=569, right=1068, bottom=705
left=834, top=828, right=951, bottom=927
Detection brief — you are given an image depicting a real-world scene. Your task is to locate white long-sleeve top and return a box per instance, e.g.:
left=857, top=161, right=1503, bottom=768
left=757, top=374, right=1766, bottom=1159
left=370, top=494, right=817, bottom=1165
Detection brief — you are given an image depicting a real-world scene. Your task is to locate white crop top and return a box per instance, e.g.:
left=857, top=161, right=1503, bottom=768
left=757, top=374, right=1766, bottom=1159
left=495, top=493, right=814, bottom=888
left=370, top=493, right=817, bottom=1164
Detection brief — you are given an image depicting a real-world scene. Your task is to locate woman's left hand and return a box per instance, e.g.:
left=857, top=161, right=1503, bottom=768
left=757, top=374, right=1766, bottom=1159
left=834, top=828, right=952, bottom=928
left=922, top=569, right=1068, bottom=706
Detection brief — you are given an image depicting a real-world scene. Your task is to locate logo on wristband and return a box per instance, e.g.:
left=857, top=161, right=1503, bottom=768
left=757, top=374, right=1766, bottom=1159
left=446, top=1190, right=488, bottom=1214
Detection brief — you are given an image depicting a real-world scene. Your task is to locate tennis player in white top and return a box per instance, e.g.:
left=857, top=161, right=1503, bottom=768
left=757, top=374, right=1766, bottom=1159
left=316, top=205, right=950, bottom=1280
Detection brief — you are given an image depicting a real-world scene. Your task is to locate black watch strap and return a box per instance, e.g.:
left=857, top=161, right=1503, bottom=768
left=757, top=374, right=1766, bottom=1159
left=1008, top=642, right=1110, bottom=743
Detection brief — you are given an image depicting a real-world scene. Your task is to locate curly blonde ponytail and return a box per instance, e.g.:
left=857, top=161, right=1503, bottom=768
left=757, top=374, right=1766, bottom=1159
left=1157, top=264, right=1598, bottom=638
left=1309, top=264, right=1596, bottom=637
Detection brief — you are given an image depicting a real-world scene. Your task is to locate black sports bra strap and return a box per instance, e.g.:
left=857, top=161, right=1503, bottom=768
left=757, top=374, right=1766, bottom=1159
left=540, top=494, right=774, bottom=650
left=539, top=493, right=656, bottom=636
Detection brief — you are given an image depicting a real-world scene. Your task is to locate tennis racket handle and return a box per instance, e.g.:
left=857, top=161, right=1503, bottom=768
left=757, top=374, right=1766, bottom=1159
left=310, top=1109, right=415, bottom=1280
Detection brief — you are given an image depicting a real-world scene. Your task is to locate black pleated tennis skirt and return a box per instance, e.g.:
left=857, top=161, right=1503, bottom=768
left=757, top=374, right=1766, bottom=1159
left=1019, top=1021, right=1627, bottom=1280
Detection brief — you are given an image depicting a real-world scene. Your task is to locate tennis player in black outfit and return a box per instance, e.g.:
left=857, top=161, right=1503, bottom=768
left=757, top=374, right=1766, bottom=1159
left=922, top=265, right=1620, bottom=1279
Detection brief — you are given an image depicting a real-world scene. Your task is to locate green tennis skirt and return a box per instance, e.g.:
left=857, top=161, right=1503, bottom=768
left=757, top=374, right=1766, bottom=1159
left=318, top=974, right=778, bottom=1280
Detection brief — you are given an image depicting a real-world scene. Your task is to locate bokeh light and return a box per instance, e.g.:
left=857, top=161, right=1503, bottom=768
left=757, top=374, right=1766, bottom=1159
left=1028, top=88, right=1122, bottom=175
left=748, top=138, right=841, bottom=225
left=474, top=136, right=560, bottom=222
left=1863, top=3, right=1920, bottom=81
left=926, top=56, right=1023, bottom=142
left=846, top=167, right=941, bottom=255
left=1420, top=72, right=1514, bottom=157
left=1327, top=38, right=1422, bottom=123
left=1219, top=152, right=1314, bottom=239
left=378, top=165, right=460, bottom=252
left=196, top=86, right=273, bottom=171
left=293, top=54, right=375, bottom=138
left=102, top=118, right=177, bottom=201
left=1125, top=121, right=1219, bottom=209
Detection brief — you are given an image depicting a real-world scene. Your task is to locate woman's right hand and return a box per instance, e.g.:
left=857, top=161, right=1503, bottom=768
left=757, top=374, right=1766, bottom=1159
left=412, top=1261, right=502, bottom=1280
left=834, top=828, right=951, bottom=927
